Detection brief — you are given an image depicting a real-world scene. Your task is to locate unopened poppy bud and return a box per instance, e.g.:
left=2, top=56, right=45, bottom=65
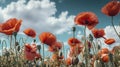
left=33, top=39, right=36, bottom=43
left=37, top=45, right=41, bottom=50
left=59, top=51, right=63, bottom=57
left=72, top=26, right=76, bottom=32
left=13, top=31, right=18, bottom=37
left=17, top=46, right=20, bottom=51
left=98, top=45, right=101, bottom=50
left=89, top=34, right=93, bottom=42
left=15, top=42, right=19, bottom=46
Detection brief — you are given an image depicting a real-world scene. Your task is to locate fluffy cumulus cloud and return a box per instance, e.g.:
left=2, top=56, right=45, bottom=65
left=0, top=0, right=74, bottom=34
left=104, top=26, right=120, bottom=50
left=0, top=8, right=4, bottom=22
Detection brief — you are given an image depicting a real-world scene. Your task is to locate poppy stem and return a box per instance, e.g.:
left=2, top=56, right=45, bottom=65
left=1, top=40, right=7, bottom=56
left=111, top=16, right=120, bottom=39
left=102, top=36, right=107, bottom=40
left=10, top=35, right=12, bottom=49
left=42, top=43, right=44, bottom=67
left=84, top=26, right=89, bottom=67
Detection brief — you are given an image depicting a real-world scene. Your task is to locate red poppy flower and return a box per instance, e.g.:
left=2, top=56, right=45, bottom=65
left=101, top=48, right=109, bottom=54
left=68, top=38, right=81, bottom=47
left=48, top=42, right=62, bottom=52
left=74, top=12, right=99, bottom=30
left=66, top=58, right=72, bottom=65
left=98, top=48, right=109, bottom=59
left=0, top=18, right=22, bottom=35
left=23, top=28, right=36, bottom=38
left=51, top=53, right=64, bottom=61
left=51, top=54, right=59, bottom=61
left=101, top=1, right=120, bottom=16
left=104, top=38, right=115, bottom=45
left=24, top=44, right=40, bottom=60
left=69, top=44, right=83, bottom=57
left=101, top=54, right=109, bottom=63
left=92, top=28, right=105, bottom=38
left=39, top=32, right=56, bottom=46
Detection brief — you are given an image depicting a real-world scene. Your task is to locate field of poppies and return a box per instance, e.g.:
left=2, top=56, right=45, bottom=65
left=0, top=0, right=120, bottom=67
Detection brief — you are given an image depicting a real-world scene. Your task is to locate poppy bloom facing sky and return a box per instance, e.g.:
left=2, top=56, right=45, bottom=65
left=101, top=54, right=109, bottom=62
left=98, top=48, right=109, bottom=57
left=68, top=37, right=81, bottom=47
left=104, top=38, right=115, bottom=45
left=0, top=18, right=22, bottom=35
left=92, top=28, right=105, bottom=38
left=101, top=1, right=120, bottom=16
left=23, top=28, right=36, bottom=38
left=48, top=41, right=62, bottom=52
left=69, top=44, right=83, bottom=57
left=74, top=12, right=99, bottom=30
left=24, top=44, right=41, bottom=61
left=39, top=32, right=56, bottom=46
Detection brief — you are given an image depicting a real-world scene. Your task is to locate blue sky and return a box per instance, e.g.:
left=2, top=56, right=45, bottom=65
left=0, top=0, right=120, bottom=56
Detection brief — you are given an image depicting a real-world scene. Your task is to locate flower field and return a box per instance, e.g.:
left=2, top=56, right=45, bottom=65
left=0, top=0, right=120, bottom=67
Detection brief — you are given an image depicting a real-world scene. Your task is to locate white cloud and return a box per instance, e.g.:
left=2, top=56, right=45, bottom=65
left=0, top=0, right=74, bottom=35
left=101, top=26, right=120, bottom=50
left=0, top=8, right=4, bottom=22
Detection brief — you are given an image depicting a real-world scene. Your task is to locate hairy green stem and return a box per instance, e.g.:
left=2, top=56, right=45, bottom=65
left=84, top=26, right=89, bottom=67
left=111, top=16, right=120, bottom=39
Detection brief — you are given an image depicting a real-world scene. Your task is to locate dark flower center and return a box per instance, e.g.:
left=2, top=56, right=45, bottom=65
left=84, top=20, right=89, bottom=24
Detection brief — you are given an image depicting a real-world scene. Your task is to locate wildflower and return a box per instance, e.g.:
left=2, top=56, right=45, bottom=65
left=101, top=54, right=109, bottom=62
left=101, top=1, right=120, bottom=16
left=74, top=12, right=98, bottom=30
left=104, top=38, right=115, bottom=45
left=24, top=44, right=41, bottom=60
left=23, top=28, right=36, bottom=38
left=0, top=18, right=22, bottom=35
left=48, top=42, right=62, bottom=52
left=92, top=28, right=105, bottom=38
left=39, top=32, right=56, bottom=46
left=68, top=38, right=81, bottom=47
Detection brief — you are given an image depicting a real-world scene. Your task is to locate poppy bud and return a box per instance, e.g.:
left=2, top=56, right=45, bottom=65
left=33, top=39, right=36, bottom=43
left=72, top=26, right=76, bottom=32
left=37, top=45, right=41, bottom=50
left=89, top=34, right=93, bottom=42
left=98, top=45, right=101, bottom=50
left=17, top=45, right=20, bottom=51
left=15, top=42, right=19, bottom=46
left=13, top=31, right=18, bottom=37
left=59, top=51, right=63, bottom=57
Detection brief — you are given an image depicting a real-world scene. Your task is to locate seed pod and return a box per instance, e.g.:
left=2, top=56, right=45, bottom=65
left=37, top=45, right=41, bottom=50
left=17, top=45, right=20, bottom=51
left=89, top=34, right=93, bottom=42
left=59, top=51, right=63, bottom=57
left=15, top=42, right=19, bottom=46
left=98, top=45, right=101, bottom=50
